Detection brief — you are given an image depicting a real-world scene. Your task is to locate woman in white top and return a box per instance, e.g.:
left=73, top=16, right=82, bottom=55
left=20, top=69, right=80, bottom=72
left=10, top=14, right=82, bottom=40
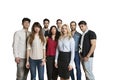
left=55, top=24, right=75, bottom=80
left=26, top=22, right=46, bottom=80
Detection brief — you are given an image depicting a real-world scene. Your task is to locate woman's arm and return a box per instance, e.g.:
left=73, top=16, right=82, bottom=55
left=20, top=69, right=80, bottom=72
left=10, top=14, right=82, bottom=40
left=41, top=38, right=46, bottom=66
left=55, top=45, right=59, bottom=68
left=26, top=38, right=31, bottom=68
left=68, top=38, right=75, bottom=71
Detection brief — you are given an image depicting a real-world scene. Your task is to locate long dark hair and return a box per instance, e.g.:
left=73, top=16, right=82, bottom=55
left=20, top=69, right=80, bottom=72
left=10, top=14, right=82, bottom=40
left=49, top=25, right=59, bottom=41
left=29, top=22, right=45, bottom=45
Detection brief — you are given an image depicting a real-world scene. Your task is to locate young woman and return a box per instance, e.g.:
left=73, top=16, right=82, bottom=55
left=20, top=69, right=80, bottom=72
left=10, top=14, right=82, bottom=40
left=26, top=22, right=46, bottom=80
left=55, top=24, right=75, bottom=80
left=46, top=25, right=60, bottom=80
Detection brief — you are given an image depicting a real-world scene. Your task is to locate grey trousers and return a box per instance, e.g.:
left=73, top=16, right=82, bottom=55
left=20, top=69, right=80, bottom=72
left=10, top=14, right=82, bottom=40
left=16, top=58, right=29, bottom=80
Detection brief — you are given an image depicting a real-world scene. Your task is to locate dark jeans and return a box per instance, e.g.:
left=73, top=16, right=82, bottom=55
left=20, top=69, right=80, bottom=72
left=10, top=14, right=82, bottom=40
left=29, top=58, right=44, bottom=80
left=46, top=56, right=58, bottom=80
left=70, top=51, right=81, bottom=80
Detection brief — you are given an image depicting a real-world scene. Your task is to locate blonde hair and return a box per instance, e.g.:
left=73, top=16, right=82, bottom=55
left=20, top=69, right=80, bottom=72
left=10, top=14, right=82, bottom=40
left=60, top=24, right=72, bottom=39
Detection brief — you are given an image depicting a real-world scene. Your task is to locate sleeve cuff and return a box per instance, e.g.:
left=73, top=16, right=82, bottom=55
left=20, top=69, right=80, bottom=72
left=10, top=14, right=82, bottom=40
left=69, top=62, right=73, bottom=67
left=55, top=59, right=57, bottom=64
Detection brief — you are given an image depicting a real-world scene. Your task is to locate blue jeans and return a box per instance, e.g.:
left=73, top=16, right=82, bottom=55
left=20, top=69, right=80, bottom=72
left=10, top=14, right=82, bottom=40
left=70, top=51, right=81, bottom=80
left=29, top=58, right=44, bottom=80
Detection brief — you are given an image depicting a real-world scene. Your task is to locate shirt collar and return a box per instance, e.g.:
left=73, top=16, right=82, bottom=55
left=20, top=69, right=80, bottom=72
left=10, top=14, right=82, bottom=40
left=22, top=28, right=28, bottom=32
left=43, top=28, right=49, bottom=31
left=83, top=29, right=89, bottom=34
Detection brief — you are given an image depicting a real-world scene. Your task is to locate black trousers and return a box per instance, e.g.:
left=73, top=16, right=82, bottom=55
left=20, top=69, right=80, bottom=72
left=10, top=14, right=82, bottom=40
left=46, top=56, right=58, bottom=80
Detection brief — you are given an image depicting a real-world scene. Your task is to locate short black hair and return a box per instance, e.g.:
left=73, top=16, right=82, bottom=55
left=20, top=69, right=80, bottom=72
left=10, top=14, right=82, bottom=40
left=22, top=18, right=31, bottom=23
left=70, top=21, right=77, bottom=26
left=78, top=20, right=87, bottom=26
left=43, top=18, right=50, bottom=23
left=56, top=19, right=62, bottom=23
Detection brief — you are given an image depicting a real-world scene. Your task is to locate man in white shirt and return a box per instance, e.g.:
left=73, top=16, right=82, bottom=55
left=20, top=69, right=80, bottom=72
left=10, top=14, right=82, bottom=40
left=13, top=18, right=31, bottom=80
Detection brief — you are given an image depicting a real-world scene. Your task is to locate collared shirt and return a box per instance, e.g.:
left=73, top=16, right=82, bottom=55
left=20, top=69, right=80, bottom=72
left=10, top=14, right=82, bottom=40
left=72, top=31, right=82, bottom=52
left=27, top=35, right=46, bottom=60
left=55, top=36, right=75, bottom=66
left=13, top=29, right=30, bottom=58
left=42, top=28, right=49, bottom=37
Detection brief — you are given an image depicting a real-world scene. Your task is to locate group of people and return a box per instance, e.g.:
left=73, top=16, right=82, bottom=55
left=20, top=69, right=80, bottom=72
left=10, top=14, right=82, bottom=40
left=13, top=18, right=97, bottom=80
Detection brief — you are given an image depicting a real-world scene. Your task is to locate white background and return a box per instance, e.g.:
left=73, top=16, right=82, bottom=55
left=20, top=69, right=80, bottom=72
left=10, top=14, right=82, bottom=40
left=0, top=0, right=120, bottom=80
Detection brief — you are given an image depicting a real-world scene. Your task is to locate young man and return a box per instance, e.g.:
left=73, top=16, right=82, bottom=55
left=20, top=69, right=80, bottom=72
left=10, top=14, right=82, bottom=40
left=70, top=21, right=82, bottom=80
left=13, top=18, right=31, bottom=80
left=78, top=21, right=96, bottom=80
left=42, top=18, right=50, bottom=37
left=56, top=19, right=62, bottom=32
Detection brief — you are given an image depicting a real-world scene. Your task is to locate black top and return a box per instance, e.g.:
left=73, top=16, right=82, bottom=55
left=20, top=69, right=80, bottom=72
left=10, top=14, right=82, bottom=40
left=81, top=30, right=97, bottom=57
left=57, top=31, right=61, bottom=38
left=44, top=30, right=49, bottom=37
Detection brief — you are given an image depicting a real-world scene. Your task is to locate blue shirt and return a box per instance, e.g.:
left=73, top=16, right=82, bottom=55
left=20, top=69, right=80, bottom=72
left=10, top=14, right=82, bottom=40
left=72, top=31, right=82, bottom=52
left=55, top=36, right=75, bottom=66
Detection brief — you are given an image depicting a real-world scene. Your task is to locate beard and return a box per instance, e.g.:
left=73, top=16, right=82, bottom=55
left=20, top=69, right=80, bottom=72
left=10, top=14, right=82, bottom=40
left=44, top=26, right=48, bottom=28
left=71, top=28, right=76, bottom=31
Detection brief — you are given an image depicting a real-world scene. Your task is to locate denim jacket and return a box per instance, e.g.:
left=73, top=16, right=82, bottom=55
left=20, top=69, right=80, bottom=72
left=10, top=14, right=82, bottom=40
left=72, top=31, right=82, bottom=52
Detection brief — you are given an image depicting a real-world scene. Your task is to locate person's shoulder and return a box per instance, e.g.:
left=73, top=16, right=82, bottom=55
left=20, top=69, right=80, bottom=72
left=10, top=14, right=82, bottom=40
left=28, top=31, right=31, bottom=34
left=75, top=31, right=82, bottom=36
left=88, top=30, right=97, bottom=39
left=14, top=29, right=22, bottom=35
left=28, top=31, right=31, bottom=33
left=88, top=30, right=95, bottom=33
left=47, top=37, right=51, bottom=40
left=70, top=37, right=74, bottom=41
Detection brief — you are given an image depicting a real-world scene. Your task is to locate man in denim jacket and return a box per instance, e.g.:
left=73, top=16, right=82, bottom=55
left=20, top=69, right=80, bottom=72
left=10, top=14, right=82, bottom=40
left=70, top=21, right=82, bottom=80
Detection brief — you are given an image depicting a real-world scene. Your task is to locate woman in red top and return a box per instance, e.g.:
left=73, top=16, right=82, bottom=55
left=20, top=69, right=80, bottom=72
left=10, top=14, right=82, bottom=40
left=46, top=25, right=60, bottom=80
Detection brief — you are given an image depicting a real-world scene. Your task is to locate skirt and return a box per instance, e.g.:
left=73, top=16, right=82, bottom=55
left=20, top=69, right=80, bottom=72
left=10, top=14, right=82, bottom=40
left=58, top=51, right=71, bottom=79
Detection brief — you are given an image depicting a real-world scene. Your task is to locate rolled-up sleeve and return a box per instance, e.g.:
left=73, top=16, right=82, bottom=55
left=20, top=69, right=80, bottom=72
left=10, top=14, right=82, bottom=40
left=27, top=38, right=31, bottom=50
left=55, top=45, right=59, bottom=64
left=43, top=37, right=46, bottom=50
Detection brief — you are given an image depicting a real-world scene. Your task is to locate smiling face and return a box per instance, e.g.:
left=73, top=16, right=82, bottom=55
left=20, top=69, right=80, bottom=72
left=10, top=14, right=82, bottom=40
left=43, top=21, right=49, bottom=28
left=51, top=27, right=56, bottom=35
left=70, top=22, right=76, bottom=31
left=61, top=25, right=68, bottom=35
left=57, top=20, right=62, bottom=28
left=22, top=21, right=30, bottom=29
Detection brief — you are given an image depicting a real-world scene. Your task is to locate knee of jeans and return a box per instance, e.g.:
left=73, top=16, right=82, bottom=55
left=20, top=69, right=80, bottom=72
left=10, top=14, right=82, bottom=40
left=76, top=64, right=80, bottom=68
left=31, top=77, right=36, bottom=80
left=39, top=77, right=44, bottom=80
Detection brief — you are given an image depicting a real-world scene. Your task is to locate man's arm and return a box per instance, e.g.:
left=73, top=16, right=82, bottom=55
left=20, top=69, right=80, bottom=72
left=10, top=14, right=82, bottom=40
left=87, top=39, right=96, bottom=57
left=84, top=39, right=96, bottom=61
left=13, top=32, right=20, bottom=63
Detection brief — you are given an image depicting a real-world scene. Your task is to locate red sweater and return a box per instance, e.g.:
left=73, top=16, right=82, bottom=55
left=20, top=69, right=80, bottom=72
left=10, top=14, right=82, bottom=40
left=46, top=37, right=58, bottom=56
